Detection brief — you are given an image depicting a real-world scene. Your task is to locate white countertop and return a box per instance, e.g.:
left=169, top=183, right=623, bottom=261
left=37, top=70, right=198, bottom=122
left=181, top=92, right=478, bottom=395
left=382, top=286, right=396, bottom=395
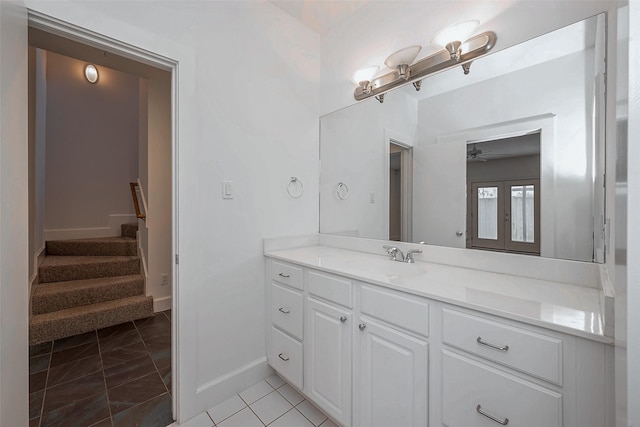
left=265, top=245, right=612, bottom=344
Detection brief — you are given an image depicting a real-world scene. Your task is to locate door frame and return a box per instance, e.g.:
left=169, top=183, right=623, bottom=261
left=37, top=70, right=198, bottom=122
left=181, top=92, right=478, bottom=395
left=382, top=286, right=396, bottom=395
left=27, top=10, right=181, bottom=418
left=383, top=128, right=414, bottom=242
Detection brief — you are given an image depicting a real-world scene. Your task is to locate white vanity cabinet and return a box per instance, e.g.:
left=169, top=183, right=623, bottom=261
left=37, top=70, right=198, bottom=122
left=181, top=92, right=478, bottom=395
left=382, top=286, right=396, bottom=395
left=304, top=270, right=354, bottom=426
left=266, top=260, right=304, bottom=390
left=356, top=285, right=429, bottom=427
left=264, top=254, right=612, bottom=427
left=439, top=307, right=610, bottom=427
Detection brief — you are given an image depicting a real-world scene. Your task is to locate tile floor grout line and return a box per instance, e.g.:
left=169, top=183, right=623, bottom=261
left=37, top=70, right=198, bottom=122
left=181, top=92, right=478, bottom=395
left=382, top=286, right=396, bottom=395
left=96, top=326, right=115, bottom=427
left=35, top=348, right=52, bottom=427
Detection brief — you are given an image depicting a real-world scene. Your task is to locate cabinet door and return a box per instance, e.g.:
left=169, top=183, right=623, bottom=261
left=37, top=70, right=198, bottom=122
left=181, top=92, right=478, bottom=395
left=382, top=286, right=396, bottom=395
left=357, top=319, right=428, bottom=427
left=305, top=297, right=352, bottom=426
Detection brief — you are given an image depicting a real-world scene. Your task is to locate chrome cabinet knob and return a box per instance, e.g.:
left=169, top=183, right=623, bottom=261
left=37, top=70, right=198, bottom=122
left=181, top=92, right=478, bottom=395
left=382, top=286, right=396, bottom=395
left=456, top=230, right=464, bottom=237
left=358, top=323, right=367, bottom=331
left=340, top=316, right=347, bottom=323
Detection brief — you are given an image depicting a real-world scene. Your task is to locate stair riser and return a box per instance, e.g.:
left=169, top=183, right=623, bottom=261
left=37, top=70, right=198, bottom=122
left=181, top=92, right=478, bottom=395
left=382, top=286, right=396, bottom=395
left=39, top=259, right=140, bottom=284
left=46, top=241, right=137, bottom=257
left=29, top=297, right=153, bottom=345
left=121, top=223, right=138, bottom=239
left=32, top=279, right=145, bottom=315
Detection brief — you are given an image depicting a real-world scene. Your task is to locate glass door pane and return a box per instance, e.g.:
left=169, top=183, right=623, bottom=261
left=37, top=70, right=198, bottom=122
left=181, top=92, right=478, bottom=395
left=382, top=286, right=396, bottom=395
left=510, top=184, right=535, bottom=243
left=477, top=186, right=498, bottom=240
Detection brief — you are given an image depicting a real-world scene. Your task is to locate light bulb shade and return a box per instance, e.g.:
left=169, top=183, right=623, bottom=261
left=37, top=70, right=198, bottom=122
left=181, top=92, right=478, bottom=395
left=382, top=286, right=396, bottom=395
left=384, top=45, right=421, bottom=69
left=352, top=65, right=380, bottom=85
left=85, top=64, right=98, bottom=83
left=430, top=20, right=480, bottom=49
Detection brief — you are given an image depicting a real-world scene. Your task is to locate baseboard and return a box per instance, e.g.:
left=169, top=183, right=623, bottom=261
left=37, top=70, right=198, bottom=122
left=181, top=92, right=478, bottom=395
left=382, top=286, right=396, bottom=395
left=29, top=245, right=46, bottom=318
left=194, top=357, right=272, bottom=416
left=153, top=296, right=172, bottom=313
left=44, top=214, right=137, bottom=241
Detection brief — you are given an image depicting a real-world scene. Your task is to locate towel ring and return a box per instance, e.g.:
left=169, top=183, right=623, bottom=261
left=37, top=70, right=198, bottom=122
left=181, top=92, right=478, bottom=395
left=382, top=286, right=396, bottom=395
left=287, top=177, right=304, bottom=198
left=336, top=182, right=349, bottom=200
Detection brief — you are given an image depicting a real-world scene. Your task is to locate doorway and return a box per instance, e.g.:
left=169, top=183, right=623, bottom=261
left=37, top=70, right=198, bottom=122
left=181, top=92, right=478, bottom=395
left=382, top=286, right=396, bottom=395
left=466, top=133, right=541, bottom=255
left=389, top=141, right=413, bottom=242
left=27, top=21, right=176, bottom=426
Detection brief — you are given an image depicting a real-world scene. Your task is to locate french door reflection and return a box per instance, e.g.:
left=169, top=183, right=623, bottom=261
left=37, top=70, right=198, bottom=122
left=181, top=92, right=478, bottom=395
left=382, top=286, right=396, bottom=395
left=470, top=180, right=540, bottom=254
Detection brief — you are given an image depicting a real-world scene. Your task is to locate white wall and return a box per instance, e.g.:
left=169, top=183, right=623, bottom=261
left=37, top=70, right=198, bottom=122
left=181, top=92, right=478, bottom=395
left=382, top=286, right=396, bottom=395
left=24, top=1, right=320, bottom=422
left=44, top=51, right=139, bottom=236
left=0, top=2, right=29, bottom=426
left=145, top=75, right=172, bottom=312
left=415, top=50, right=594, bottom=261
left=320, top=92, right=417, bottom=239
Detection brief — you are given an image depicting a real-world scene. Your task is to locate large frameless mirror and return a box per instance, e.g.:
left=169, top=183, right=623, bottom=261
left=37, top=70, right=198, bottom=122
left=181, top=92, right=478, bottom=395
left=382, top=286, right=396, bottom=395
left=320, top=13, right=607, bottom=263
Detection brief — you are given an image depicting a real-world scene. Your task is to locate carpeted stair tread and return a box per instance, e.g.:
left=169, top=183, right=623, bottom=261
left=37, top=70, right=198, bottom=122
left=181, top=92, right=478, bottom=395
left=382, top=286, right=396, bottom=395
left=29, top=295, right=154, bottom=344
left=32, top=275, right=145, bottom=315
left=46, top=236, right=137, bottom=256
left=39, top=256, right=140, bottom=284
left=121, top=223, right=139, bottom=239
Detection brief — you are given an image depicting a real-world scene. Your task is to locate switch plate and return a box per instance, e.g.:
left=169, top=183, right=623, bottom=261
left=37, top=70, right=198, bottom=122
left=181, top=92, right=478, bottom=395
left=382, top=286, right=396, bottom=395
left=160, top=274, right=169, bottom=286
left=222, top=181, right=233, bottom=199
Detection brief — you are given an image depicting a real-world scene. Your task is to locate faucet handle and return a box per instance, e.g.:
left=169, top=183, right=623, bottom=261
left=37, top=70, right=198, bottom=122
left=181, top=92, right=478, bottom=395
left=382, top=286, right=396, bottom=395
left=405, top=249, right=423, bottom=263
left=383, top=245, right=399, bottom=260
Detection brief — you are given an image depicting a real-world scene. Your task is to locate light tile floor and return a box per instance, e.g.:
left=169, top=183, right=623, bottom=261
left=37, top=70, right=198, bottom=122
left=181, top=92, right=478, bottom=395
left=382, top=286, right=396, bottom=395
left=179, top=375, right=339, bottom=427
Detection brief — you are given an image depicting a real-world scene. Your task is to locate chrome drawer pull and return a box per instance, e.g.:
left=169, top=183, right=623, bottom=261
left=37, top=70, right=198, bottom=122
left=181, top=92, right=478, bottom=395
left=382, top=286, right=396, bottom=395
left=278, top=353, right=289, bottom=361
left=476, top=405, right=509, bottom=425
left=278, top=273, right=290, bottom=278
left=278, top=307, right=290, bottom=314
left=476, top=337, right=509, bottom=352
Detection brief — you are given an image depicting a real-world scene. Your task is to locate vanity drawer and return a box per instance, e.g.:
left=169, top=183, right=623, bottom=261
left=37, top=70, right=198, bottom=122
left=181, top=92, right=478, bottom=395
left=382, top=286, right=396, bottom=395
left=271, top=283, right=303, bottom=339
left=271, top=260, right=303, bottom=291
left=442, top=350, right=561, bottom=427
left=307, top=270, right=353, bottom=308
left=269, top=327, right=303, bottom=390
left=442, top=308, right=562, bottom=384
left=360, top=285, right=429, bottom=337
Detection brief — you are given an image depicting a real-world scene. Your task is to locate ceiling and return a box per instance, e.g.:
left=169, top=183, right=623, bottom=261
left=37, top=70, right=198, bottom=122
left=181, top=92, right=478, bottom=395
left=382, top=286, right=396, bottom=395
left=269, top=0, right=370, bottom=35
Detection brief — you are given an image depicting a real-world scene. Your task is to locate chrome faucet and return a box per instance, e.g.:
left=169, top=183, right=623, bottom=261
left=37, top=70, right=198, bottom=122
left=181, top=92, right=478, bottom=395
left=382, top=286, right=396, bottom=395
left=405, top=249, right=423, bottom=263
left=383, top=245, right=404, bottom=262
left=383, top=246, right=423, bottom=263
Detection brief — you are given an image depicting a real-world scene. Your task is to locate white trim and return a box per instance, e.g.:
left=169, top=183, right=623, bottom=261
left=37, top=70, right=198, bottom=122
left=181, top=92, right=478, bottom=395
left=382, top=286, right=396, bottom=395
left=26, top=9, right=185, bottom=420
left=195, top=357, right=272, bottom=408
left=153, top=295, right=172, bottom=313
left=383, top=128, right=415, bottom=242
left=437, top=114, right=557, bottom=259
left=138, top=234, right=149, bottom=293
left=136, top=178, right=149, bottom=229
left=43, top=214, right=137, bottom=241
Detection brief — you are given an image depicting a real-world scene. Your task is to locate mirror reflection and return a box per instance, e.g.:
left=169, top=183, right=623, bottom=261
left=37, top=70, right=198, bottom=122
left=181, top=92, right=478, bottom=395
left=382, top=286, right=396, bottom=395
left=320, top=13, right=607, bottom=263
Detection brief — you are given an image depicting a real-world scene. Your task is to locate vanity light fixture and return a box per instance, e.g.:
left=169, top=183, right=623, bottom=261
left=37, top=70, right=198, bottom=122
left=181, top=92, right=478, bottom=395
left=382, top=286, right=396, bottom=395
left=384, top=45, right=421, bottom=81
left=352, top=22, right=496, bottom=102
left=430, top=20, right=480, bottom=61
left=352, top=65, right=380, bottom=94
left=84, top=64, right=99, bottom=84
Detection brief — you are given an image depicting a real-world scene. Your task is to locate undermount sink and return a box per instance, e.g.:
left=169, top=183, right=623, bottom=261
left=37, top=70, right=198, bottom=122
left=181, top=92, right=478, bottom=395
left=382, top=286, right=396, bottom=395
left=347, top=258, right=426, bottom=278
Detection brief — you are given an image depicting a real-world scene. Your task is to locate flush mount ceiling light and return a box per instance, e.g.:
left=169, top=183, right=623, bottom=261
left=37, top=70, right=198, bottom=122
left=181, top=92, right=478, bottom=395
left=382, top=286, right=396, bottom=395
left=384, top=45, right=421, bottom=81
left=84, top=64, right=98, bottom=84
left=353, top=23, right=496, bottom=102
left=431, top=20, right=480, bottom=60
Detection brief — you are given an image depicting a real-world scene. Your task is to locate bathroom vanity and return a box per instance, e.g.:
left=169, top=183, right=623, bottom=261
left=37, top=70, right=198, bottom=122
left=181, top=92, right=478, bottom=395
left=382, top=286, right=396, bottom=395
left=264, top=237, right=613, bottom=427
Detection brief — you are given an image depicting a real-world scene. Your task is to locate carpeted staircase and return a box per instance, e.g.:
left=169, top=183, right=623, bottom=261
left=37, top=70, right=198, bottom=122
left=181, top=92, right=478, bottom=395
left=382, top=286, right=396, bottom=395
left=29, top=223, right=154, bottom=344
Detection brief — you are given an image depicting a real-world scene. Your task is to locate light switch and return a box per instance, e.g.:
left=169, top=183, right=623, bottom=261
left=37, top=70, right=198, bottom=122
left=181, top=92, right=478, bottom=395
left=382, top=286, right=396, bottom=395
left=370, top=192, right=375, bottom=203
left=222, top=181, right=233, bottom=199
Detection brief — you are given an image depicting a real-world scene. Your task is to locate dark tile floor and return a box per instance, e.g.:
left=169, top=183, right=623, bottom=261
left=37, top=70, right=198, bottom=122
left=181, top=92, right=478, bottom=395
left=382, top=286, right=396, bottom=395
left=29, top=310, right=173, bottom=427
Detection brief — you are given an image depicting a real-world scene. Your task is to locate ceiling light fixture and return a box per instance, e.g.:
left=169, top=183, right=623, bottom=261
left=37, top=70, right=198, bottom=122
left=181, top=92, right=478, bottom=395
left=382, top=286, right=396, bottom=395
left=84, top=64, right=99, bottom=84
left=352, top=23, right=495, bottom=102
